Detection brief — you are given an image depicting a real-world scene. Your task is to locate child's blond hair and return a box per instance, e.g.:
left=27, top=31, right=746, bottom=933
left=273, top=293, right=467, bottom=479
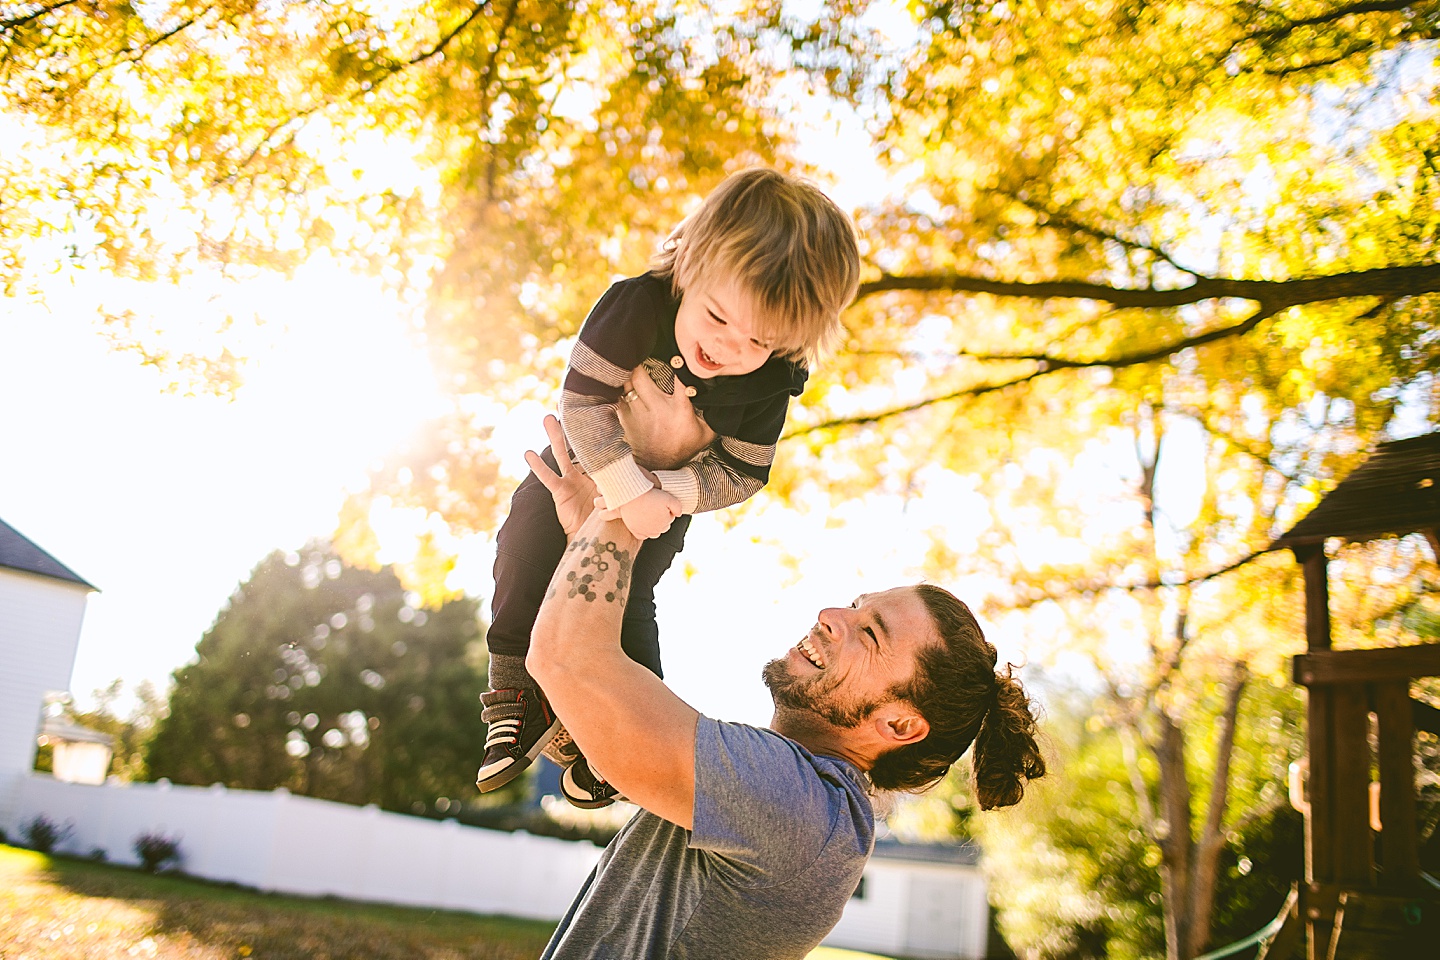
left=652, top=168, right=860, bottom=365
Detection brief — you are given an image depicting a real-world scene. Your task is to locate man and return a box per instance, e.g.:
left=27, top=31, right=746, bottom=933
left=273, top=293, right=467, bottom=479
left=523, top=413, right=1045, bottom=959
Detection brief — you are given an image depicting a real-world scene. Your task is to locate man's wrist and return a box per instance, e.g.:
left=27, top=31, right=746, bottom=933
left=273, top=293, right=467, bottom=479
left=572, top=510, right=642, bottom=551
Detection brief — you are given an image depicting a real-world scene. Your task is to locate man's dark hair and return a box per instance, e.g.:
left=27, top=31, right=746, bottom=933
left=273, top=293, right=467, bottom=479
left=869, top=584, right=1046, bottom=808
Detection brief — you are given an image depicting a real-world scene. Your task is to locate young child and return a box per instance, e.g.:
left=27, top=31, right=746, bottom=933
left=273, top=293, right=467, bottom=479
left=477, top=168, right=860, bottom=808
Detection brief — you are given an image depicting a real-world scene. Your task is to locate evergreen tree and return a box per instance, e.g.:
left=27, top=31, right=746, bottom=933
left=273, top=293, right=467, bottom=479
left=145, top=544, right=490, bottom=814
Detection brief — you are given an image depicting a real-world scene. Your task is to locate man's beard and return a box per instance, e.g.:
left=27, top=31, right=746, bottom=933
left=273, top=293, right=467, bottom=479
left=762, top=657, right=881, bottom=729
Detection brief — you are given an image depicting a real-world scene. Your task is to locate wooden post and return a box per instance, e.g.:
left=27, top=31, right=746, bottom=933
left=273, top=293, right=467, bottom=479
left=1296, top=545, right=1333, bottom=960
left=1373, top=681, right=1420, bottom=887
left=1300, top=546, right=1331, bottom=653
left=1330, top=684, right=1374, bottom=886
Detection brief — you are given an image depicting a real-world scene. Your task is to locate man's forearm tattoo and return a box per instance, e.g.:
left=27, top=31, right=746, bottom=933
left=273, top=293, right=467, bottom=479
left=548, top=536, right=632, bottom=603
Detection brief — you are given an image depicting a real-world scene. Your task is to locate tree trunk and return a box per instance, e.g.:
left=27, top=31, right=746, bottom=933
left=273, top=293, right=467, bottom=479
left=1186, top=666, right=1249, bottom=959
left=1155, top=710, right=1196, bottom=960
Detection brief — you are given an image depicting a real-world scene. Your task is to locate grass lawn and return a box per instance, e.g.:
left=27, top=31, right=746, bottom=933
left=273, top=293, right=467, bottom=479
left=0, top=844, right=893, bottom=959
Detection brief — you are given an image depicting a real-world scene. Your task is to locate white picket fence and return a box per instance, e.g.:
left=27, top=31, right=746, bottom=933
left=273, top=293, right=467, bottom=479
left=7, top=774, right=603, bottom=921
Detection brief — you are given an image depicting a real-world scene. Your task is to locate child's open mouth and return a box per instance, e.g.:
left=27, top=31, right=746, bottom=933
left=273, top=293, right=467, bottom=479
left=694, top=345, right=723, bottom=372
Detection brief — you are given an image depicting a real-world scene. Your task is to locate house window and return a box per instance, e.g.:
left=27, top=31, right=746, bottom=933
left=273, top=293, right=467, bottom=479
left=851, top=875, right=867, bottom=900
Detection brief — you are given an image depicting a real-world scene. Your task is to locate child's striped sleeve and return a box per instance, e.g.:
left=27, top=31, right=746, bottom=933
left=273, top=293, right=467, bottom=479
left=560, top=280, right=661, bottom=510
left=654, top=391, right=791, bottom=515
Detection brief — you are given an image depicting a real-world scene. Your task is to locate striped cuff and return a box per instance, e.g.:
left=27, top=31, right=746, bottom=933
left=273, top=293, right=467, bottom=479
left=592, top=455, right=656, bottom=509
left=654, top=468, right=700, bottom=514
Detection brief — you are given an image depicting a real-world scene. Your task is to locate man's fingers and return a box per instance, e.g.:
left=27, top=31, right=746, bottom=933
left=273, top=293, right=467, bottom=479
left=618, top=373, right=645, bottom=409
left=524, top=449, right=561, bottom=493
left=525, top=414, right=575, bottom=494
left=541, top=414, right=570, bottom=474
left=629, top=368, right=673, bottom=404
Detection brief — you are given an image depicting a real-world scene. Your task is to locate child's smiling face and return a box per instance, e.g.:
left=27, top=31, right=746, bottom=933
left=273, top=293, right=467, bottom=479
left=673, top=272, right=774, bottom=379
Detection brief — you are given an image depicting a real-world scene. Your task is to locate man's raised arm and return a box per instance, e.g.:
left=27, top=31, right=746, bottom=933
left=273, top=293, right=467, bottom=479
left=524, top=417, right=699, bottom=828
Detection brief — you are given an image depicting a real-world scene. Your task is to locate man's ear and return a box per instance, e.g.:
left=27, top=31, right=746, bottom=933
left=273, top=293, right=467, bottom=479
left=874, top=704, right=929, bottom=747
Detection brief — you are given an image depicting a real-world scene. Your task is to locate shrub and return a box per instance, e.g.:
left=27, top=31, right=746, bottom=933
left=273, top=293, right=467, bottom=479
left=133, top=831, right=182, bottom=873
left=23, top=815, right=69, bottom=853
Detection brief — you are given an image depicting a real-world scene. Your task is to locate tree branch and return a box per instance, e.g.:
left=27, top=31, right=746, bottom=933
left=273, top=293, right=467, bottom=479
left=222, top=102, right=330, bottom=182
left=855, top=262, right=1440, bottom=310
left=1240, top=0, right=1424, bottom=49
left=1198, top=664, right=1248, bottom=859
left=114, top=14, right=201, bottom=69
left=1158, top=602, right=1192, bottom=691
left=1034, top=208, right=1199, bottom=277
left=1260, top=46, right=1369, bottom=77
left=226, top=2, right=501, bottom=183
left=406, top=0, right=491, bottom=66
left=786, top=304, right=1282, bottom=438
left=1162, top=405, right=1303, bottom=483
left=0, top=0, right=79, bottom=33
left=796, top=265, right=1439, bottom=439
left=994, top=547, right=1273, bottom=613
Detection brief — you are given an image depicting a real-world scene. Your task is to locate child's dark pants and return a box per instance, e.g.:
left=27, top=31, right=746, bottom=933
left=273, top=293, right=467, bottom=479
left=488, top=447, right=691, bottom=680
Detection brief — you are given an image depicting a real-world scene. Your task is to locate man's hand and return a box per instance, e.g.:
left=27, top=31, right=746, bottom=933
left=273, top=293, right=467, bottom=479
left=619, top=367, right=716, bottom=470
left=524, top=415, right=600, bottom=538
left=617, top=486, right=682, bottom=539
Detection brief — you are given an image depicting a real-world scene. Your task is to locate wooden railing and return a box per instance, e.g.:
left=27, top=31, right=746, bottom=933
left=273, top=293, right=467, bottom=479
left=1289, top=642, right=1440, bottom=958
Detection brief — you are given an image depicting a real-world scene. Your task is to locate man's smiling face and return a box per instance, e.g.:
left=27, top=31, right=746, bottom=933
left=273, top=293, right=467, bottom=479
left=763, top=586, right=939, bottom=728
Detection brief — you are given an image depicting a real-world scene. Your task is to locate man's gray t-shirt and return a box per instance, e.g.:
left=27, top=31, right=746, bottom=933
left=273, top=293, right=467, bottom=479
left=540, top=716, right=875, bottom=960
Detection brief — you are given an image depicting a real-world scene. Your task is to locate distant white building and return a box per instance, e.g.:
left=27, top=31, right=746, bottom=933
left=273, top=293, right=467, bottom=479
left=40, top=716, right=115, bottom=786
left=832, top=837, right=992, bottom=960
left=0, top=516, right=96, bottom=829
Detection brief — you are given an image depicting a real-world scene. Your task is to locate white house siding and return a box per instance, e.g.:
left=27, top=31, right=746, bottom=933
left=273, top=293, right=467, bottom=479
left=826, top=856, right=989, bottom=960
left=0, top=567, right=89, bottom=828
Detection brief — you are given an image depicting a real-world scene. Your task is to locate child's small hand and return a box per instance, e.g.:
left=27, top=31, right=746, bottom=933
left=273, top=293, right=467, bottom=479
left=619, top=487, right=682, bottom=540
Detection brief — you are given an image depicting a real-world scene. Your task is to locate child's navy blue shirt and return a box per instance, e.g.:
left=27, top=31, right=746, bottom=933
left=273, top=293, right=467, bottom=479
left=562, top=272, right=809, bottom=514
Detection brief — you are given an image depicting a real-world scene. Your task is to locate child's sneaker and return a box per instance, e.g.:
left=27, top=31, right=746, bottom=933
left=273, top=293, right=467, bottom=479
left=560, top=755, right=626, bottom=809
left=540, top=722, right=582, bottom=768
left=476, top=688, right=562, bottom=792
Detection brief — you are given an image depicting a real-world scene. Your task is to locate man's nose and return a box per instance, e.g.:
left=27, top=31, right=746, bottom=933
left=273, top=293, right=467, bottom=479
left=816, top=608, right=846, bottom=638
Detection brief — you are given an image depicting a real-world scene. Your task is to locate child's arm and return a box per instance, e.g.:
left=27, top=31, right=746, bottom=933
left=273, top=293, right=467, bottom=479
left=560, top=280, right=665, bottom=514
left=650, top=389, right=796, bottom=515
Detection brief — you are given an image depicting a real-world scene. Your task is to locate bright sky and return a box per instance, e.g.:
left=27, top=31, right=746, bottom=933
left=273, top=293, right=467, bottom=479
left=0, top=258, right=447, bottom=709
